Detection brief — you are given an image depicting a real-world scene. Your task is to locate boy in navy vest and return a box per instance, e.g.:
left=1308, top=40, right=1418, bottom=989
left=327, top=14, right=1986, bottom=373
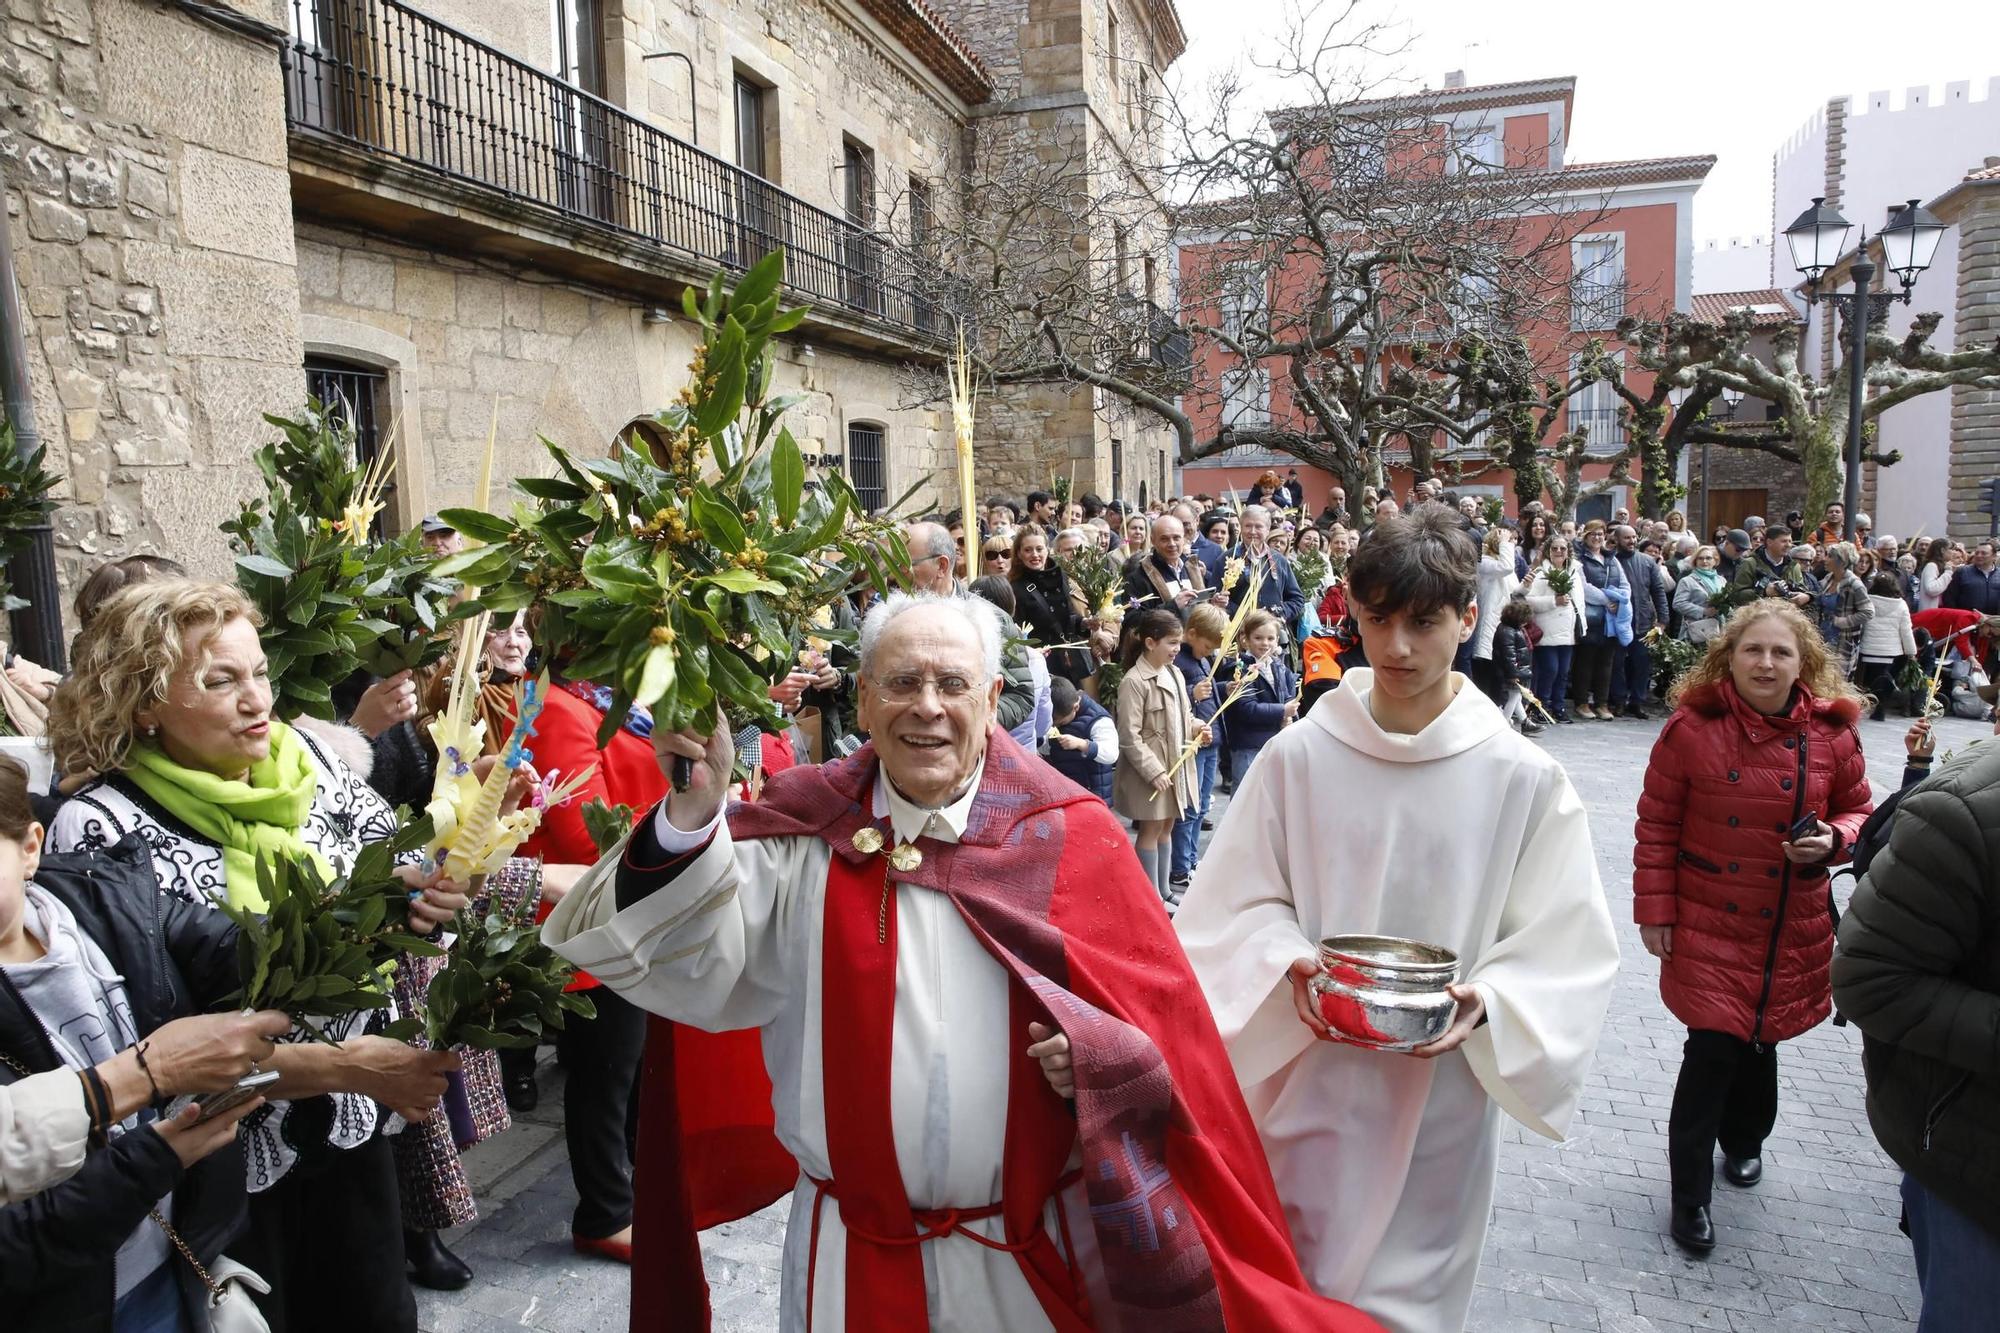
left=1041, top=676, right=1117, bottom=804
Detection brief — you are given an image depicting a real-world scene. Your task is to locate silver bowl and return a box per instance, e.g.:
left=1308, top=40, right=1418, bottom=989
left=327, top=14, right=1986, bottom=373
left=1310, top=934, right=1460, bottom=1051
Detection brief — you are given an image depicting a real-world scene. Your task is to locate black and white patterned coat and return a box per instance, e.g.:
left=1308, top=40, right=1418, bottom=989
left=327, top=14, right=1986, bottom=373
left=45, top=729, right=404, bottom=1191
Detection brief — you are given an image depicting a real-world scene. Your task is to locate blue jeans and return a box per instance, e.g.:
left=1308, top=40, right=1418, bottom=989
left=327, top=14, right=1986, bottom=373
left=1171, top=744, right=1219, bottom=879
left=1902, top=1173, right=2000, bottom=1332
left=113, top=1263, right=190, bottom=1333
left=1532, top=644, right=1574, bottom=719
left=1611, top=637, right=1654, bottom=709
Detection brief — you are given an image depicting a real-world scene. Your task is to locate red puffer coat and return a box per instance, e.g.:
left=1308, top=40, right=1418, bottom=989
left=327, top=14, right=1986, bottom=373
left=1633, top=680, right=1872, bottom=1042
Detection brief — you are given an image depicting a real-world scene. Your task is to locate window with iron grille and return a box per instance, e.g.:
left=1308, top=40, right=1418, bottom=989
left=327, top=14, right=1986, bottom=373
left=1570, top=235, right=1626, bottom=331
left=1111, top=438, right=1124, bottom=506
left=847, top=422, right=887, bottom=513
left=304, top=356, right=396, bottom=534
left=1566, top=352, right=1627, bottom=450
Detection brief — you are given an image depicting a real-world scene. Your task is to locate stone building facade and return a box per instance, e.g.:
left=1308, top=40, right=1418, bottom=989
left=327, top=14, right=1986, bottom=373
left=3, top=0, right=1183, bottom=613
left=938, top=0, right=1187, bottom=508
left=3, top=0, right=306, bottom=582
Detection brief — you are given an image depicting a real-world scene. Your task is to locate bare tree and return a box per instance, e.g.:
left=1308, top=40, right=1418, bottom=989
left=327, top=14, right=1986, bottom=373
left=1159, top=1, right=1632, bottom=521
left=875, top=67, right=1194, bottom=483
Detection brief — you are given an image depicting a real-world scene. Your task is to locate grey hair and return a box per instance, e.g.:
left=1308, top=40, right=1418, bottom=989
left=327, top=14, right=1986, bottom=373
left=1825, top=541, right=1859, bottom=570
left=1057, top=526, right=1091, bottom=546
left=858, top=592, right=1004, bottom=682
left=904, top=521, right=957, bottom=565
left=1241, top=504, right=1270, bottom=524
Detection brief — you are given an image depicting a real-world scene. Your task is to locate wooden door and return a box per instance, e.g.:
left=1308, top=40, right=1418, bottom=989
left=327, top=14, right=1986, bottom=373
left=1706, top=488, right=1768, bottom=539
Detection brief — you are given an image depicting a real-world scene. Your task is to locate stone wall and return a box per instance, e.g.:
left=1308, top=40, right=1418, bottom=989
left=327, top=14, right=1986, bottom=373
left=295, top=222, right=950, bottom=520
left=1949, top=191, right=2000, bottom=541
left=1685, top=438, right=1808, bottom=536
left=2, top=0, right=305, bottom=591
left=939, top=0, right=1180, bottom=512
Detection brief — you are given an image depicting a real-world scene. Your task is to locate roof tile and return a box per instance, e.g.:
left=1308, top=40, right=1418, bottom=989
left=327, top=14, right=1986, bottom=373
left=855, top=0, right=993, bottom=103
left=1690, top=289, right=1801, bottom=329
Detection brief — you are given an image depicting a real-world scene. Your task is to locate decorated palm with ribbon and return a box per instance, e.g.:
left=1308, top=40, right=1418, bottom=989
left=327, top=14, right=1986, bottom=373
left=420, top=616, right=594, bottom=884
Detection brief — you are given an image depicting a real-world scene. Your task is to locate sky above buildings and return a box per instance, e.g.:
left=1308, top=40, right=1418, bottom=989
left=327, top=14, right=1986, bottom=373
left=1173, top=0, right=2000, bottom=245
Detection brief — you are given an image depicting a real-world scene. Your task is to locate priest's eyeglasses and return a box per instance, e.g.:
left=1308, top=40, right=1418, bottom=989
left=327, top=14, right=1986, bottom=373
left=873, top=672, right=982, bottom=702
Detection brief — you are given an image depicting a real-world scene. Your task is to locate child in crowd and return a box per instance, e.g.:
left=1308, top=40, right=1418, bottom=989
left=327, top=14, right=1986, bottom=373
left=1219, top=609, right=1298, bottom=780
left=1494, top=597, right=1540, bottom=735
left=1040, top=675, right=1117, bottom=804
left=1860, top=571, right=1919, bottom=721
left=1114, top=608, right=1209, bottom=902
left=1170, top=604, right=1228, bottom=891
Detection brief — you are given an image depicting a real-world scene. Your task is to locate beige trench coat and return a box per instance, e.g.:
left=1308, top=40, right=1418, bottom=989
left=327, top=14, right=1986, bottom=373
left=1113, top=656, right=1198, bottom=821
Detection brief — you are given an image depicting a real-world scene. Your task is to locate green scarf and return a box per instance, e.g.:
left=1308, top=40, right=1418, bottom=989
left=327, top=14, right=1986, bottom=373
left=124, top=721, right=324, bottom=911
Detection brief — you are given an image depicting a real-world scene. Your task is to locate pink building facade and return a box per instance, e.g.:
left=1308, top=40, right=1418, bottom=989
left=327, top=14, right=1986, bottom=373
left=1178, top=76, right=1711, bottom=522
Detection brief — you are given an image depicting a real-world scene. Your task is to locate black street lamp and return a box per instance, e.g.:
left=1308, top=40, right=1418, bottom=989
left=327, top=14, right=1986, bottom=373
left=1784, top=195, right=1944, bottom=540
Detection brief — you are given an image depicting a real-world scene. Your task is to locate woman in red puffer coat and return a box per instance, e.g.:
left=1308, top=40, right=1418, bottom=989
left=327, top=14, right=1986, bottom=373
left=1633, top=599, right=1872, bottom=1258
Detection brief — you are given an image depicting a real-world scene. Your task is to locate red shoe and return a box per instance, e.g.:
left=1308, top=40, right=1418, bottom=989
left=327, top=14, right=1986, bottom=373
left=573, top=1232, right=633, bottom=1264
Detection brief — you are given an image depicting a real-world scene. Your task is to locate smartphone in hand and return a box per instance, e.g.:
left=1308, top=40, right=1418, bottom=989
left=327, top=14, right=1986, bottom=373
left=1786, top=810, right=1822, bottom=842
left=165, top=1068, right=281, bottom=1123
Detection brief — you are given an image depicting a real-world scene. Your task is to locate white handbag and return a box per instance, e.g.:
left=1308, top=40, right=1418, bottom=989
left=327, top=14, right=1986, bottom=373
left=152, top=1208, right=273, bottom=1333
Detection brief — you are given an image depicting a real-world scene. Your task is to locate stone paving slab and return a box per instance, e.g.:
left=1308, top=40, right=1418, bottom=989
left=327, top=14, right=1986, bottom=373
left=420, top=709, right=1987, bottom=1331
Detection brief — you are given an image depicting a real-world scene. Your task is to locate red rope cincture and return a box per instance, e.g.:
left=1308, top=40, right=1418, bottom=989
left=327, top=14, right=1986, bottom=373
left=803, top=1170, right=1085, bottom=1329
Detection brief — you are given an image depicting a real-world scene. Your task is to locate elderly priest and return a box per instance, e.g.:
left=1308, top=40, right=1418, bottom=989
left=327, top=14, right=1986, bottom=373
left=545, top=592, right=1377, bottom=1332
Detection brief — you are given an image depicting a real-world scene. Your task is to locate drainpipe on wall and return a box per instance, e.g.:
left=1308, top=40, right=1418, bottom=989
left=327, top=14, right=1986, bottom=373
left=0, top=199, right=68, bottom=672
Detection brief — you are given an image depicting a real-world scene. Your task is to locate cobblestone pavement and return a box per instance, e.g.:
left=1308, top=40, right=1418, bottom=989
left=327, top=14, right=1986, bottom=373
left=419, top=708, right=1989, bottom=1332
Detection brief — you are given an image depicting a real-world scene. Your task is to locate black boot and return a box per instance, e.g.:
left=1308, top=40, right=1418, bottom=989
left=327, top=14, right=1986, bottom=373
left=1670, top=1204, right=1716, bottom=1254
left=1722, top=1155, right=1762, bottom=1187
left=499, top=1045, right=539, bottom=1114
left=405, top=1228, right=474, bottom=1291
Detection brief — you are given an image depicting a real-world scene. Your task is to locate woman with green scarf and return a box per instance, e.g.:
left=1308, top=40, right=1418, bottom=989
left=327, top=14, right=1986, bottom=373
left=1673, top=544, right=1728, bottom=645
left=45, top=579, right=467, bottom=1333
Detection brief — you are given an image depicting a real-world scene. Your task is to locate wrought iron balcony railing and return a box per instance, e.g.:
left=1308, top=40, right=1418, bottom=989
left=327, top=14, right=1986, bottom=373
left=1569, top=279, right=1627, bottom=331
left=1567, top=405, right=1627, bottom=450
left=282, top=0, right=966, bottom=341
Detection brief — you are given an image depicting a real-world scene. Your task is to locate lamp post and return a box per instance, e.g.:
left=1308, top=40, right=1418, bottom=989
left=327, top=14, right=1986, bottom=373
left=1783, top=195, right=1945, bottom=540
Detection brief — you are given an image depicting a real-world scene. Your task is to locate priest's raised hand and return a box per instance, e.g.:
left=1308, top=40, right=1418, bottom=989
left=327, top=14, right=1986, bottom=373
left=650, top=708, right=736, bottom=830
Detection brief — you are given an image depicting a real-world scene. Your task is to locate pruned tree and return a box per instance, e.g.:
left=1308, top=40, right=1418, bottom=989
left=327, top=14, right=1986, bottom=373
left=1609, top=307, right=2000, bottom=519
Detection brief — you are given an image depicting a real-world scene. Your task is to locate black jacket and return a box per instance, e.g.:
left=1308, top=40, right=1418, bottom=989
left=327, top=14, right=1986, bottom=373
left=0, top=834, right=248, bottom=1331
left=1833, top=741, right=2000, bottom=1239
left=1493, top=623, right=1534, bottom=686
left=1012, top=564, right=1091, bottom=684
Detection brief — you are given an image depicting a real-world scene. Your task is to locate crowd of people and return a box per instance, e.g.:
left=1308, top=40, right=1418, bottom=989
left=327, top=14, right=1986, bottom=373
left=1, top=459, right=1996, bottom=1333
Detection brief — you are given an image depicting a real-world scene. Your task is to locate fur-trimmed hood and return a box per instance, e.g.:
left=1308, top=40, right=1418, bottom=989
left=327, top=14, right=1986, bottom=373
left=1677, top=679, right=1863, bottom=730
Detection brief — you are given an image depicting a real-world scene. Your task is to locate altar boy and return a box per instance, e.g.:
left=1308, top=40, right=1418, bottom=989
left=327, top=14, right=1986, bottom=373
left=1172, top=508, right=1620, bottom=1333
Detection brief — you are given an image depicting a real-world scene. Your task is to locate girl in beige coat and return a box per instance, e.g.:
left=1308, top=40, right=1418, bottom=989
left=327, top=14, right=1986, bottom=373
left=1115, top=608, right=1209, bottom=900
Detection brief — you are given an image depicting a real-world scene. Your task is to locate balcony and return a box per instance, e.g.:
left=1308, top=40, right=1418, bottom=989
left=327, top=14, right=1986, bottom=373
left=1567, top=405, right=1627, bottom=451
left=1569, top=278, right=1627, bottom=331
left=280, top=0, right=966, bottom=347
